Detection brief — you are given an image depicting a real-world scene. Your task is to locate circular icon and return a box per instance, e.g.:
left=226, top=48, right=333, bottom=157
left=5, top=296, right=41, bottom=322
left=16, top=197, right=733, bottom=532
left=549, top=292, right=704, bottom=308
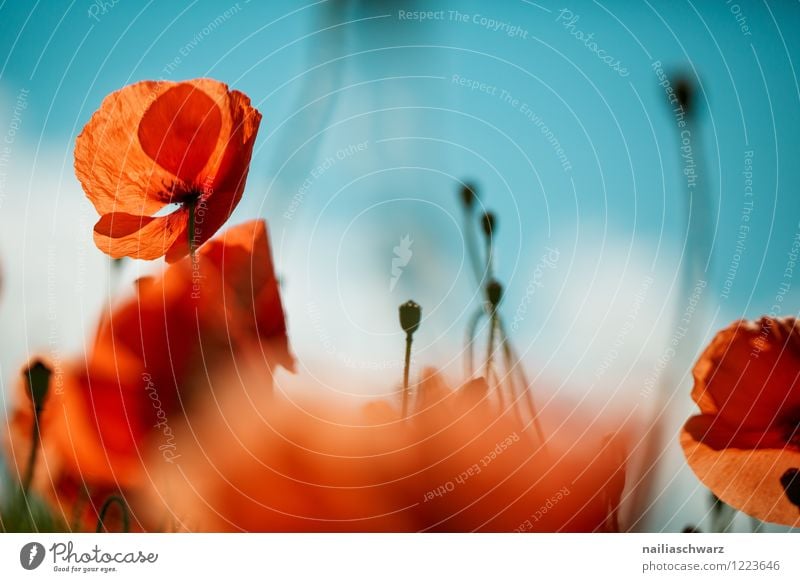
left=19, top=542, right=46, bottom=570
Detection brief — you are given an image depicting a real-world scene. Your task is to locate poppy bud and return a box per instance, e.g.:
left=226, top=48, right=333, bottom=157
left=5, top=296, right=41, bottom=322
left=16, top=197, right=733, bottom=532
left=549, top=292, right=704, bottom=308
left=672, top=76, right=695, bottom=116
left=486, top=279, right=503, bottom=308
left=780, top=468, right=800, bottom=510
left=23, top=359, right=51, bottom=412
left=460, top=182, right=477, bottom=209
left=399, top=300, right=421, bottom=336
left=481, top=212, right=496, bottom=240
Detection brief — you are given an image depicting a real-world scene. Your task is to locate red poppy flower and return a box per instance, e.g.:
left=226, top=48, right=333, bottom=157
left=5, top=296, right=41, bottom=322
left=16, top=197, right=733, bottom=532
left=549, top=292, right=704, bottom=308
left=75, top=79, right=261, bottom=262
left=139, top=367, right=628, bottom=532
left=681, top=317, right=800, bottom=526
left=5, top=220, right=291, bottom=530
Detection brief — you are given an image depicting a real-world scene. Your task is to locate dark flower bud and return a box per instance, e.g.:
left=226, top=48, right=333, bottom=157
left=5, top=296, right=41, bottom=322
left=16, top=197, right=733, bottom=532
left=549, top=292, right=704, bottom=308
left=460, top=182, right=477, bottom=209
left=486, top=279, right=503, bottom=308
left=481, top=211, right=496, bottom=240
left=23, top=359, right=52, bottom=412
left=780, top=468, right=800, bottom=510
left=399, top=300, right=421, bottom=336
left=673, top=76, right=695, bottom=116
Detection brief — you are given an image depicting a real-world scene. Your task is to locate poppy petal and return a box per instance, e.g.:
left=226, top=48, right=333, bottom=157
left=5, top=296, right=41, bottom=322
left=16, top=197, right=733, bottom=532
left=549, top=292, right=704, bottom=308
left=76, top=78, right=261, bottom=261
left=94, top=211, right=187, bottom=260
left=137, top=83, right=222, bottom=184
left=681, top=417, right=800, bottom=526
left=164, top=87, right=261, bottom=262
left=692, top=317, right=800, bottom=431
left=75, top=81, right=180, bottom=216
left=198, top=219, right=293, bottom=369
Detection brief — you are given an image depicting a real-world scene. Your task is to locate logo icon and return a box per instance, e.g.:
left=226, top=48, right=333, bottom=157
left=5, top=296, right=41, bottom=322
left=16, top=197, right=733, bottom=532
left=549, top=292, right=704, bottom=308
left=20, top=542, right=46, bottom=570
left=390, top=235, right=413, bottom=291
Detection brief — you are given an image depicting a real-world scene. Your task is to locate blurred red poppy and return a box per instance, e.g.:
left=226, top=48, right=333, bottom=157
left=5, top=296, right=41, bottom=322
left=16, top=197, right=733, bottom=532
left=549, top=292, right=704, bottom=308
left=75, top=79, right=261, bottom=261
left=5, top=220, right=290, bottom=529
left=139, top=367, right=628, bottom=532
left=681, top=317, right=800, bottom=526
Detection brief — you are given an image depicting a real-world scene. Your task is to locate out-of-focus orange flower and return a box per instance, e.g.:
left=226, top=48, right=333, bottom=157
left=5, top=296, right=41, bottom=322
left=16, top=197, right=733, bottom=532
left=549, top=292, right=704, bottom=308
left=5, top=220, right=290, bottom=530
left=75, top=79, right=261, bottom=262
left=681, top=317, right=800, bottom=527
left=139, top=366, right=628, bottom=532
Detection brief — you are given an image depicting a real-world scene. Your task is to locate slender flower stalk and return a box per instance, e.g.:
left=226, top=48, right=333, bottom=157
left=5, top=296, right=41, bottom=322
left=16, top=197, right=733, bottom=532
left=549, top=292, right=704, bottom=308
left=188, top=197, right=197, bottom=258
left=21, top=361, right=51, bottom=495
left=399, top=300, right=421, bottom=417
left=629, top=73, right=713, bottom=531
left=465, top=307, right=484, bottom=378
left=459, top=182, right=492, bottom=378
left=456, top=182, right=546, bottom=445
left=459, top=182, right=484, bottom=286
left=497, top=320, right=546, bottom=445
left=484, top=280, right=503, bottom=406
left=95, top=495, right=130, bottom=533
left=481, top=211, right=496, bottom=279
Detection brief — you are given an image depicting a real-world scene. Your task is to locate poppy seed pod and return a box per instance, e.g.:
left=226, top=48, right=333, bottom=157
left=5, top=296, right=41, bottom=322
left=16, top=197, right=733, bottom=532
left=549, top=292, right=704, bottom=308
left=481, top=212, right=496, bottom=240
left=673, top=76, right=695, bottom=116
left=23, top=359, right=52, bottom=411
left=460, top=182, right=477, bottom=209
left=486, top=279, right=503, bottom=308
left=399, top=300, right=421, bottom=336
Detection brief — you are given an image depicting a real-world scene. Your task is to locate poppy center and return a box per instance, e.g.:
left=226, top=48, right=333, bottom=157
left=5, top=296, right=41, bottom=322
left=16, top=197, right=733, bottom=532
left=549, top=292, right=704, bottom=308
left=177, top=188, right=203, bottom=206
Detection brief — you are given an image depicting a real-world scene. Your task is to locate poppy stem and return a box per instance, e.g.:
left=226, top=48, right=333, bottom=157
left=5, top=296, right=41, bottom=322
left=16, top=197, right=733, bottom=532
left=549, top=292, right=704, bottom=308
left=95, top=495, right=130, bottom=533
left=463, top=208, right=484, bottom=287
left=485, top=312, right=503, bottom=408
left=21, top=408, right=43, bottom=496
left=69, top=488, right=88, bottom=533
left=465, top=307, right=484, bottom=378
left=398, top=301, right=421, bottom=418
left=402, top=332, right=413, bottom=416
left=187, top=198, right=197, bottom=257
left=458, top=182, right=485, bottom=287
left=498, top=320, right=546, bottom=446
left=21, top=361, right=51, bottom=496
left=484, top=280, right=503, bottom=402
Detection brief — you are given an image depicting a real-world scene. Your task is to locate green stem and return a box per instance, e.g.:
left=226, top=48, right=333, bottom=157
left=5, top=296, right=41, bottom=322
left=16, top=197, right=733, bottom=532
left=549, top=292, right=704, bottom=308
left=498, top=320, right=546, bottom=446
left=484, top=236, right=494, bottom=281
left=21, top=406, right=43, bottom=495
left=187, top=198, right=197, bottom=257
left=402, top=333, right=413, bottom=417
left=465, top=307, right=484, bottom=378
left=485, top=313, right=503, bottom=407
left=463, top=208, right=485, bottom=287
left=96, top=495, right=130, bottom=533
